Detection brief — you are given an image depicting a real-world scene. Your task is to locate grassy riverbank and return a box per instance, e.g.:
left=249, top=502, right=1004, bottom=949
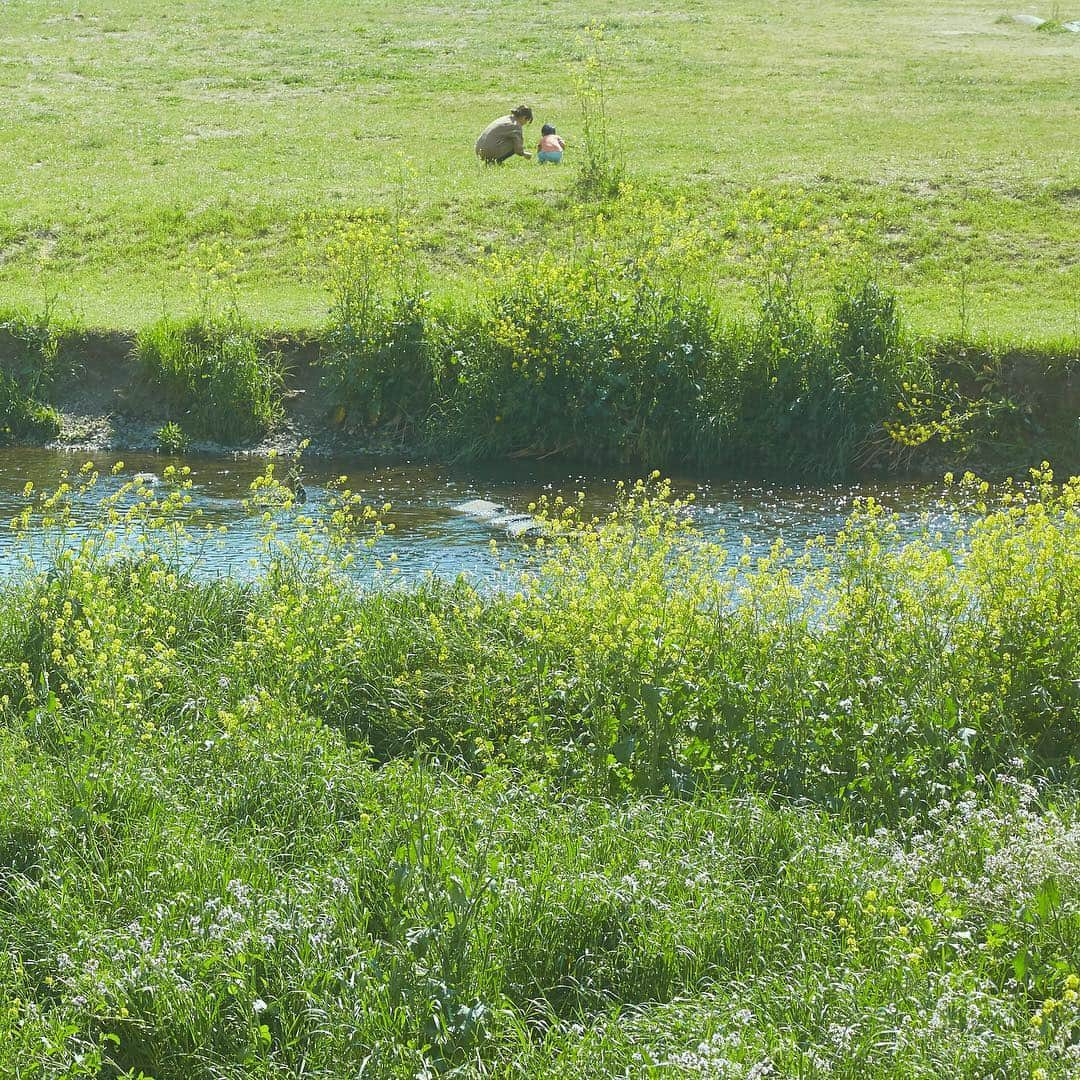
left=3, top=0, right=1080, bottom=337
left=3, top=259, right=1077, bottom=477
left=0, top=467, right=1077, bottom=1076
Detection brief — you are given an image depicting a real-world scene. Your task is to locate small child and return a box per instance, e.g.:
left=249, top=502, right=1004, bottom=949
left=536, top=124, right=565, bottom=164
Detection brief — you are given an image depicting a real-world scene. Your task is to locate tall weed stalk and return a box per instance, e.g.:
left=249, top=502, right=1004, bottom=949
left=573, top=23, right=625, bottom=201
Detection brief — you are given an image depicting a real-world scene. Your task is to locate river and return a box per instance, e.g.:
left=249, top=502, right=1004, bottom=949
left=0, top=449, right=958, bottom=582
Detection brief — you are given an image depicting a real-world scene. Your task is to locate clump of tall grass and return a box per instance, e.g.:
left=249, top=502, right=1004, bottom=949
left=134, top=244, right=284, bottom=444
left=0, top=309, right=62, bottom=442
left=134, top=314, right=283, bottom=443
left=0, top=370, right=60, bottom=443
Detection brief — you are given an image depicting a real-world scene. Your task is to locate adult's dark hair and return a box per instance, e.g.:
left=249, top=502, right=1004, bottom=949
left=541, top=123, right=556, bottom=136
left=511, top=105, right=533, bottom=122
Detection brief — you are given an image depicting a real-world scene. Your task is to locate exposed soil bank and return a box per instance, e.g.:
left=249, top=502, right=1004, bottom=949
left=11, top=328, right=396, bottom=457
left=37, top=331, right=387, bottom=459
left=4, top=329, right=1078, bottom=477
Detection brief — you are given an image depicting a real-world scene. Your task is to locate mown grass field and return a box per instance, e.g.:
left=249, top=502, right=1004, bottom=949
left=2, top=0, right=1079, bottom=338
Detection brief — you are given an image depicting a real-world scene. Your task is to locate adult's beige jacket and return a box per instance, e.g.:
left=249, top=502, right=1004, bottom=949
left=475, top=116, right=524, bottom=160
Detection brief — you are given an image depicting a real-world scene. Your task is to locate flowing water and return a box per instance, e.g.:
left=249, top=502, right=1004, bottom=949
left=0, top=449, right=958, bottom=583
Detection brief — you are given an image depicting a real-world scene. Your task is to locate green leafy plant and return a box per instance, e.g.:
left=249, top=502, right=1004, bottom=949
left=154, top=420, right=190, bottom=453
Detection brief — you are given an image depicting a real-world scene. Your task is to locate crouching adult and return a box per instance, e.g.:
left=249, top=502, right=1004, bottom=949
left=475, top=105, right=533, bottom=163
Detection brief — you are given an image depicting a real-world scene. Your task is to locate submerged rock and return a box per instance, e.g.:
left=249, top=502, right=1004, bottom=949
left=454, top=498, right=504, bottom=519
left=453, top=498, right=543, bottom=538
left=285, top=468, right=307, bottom=504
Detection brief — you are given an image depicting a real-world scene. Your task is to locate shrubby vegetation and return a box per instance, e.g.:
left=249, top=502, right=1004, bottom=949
left=0, top=463, right=1076, bottom=1076
left=320, top=215, right=432, bottom=433
left=318, top=194, right=1076, bottom=476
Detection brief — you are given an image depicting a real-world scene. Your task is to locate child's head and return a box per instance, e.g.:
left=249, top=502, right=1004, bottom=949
left=541, top=124, right=556, bottom=136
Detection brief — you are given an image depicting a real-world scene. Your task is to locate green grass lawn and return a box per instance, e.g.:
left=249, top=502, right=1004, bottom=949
left=2, top=0, right=1079, bottom=338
